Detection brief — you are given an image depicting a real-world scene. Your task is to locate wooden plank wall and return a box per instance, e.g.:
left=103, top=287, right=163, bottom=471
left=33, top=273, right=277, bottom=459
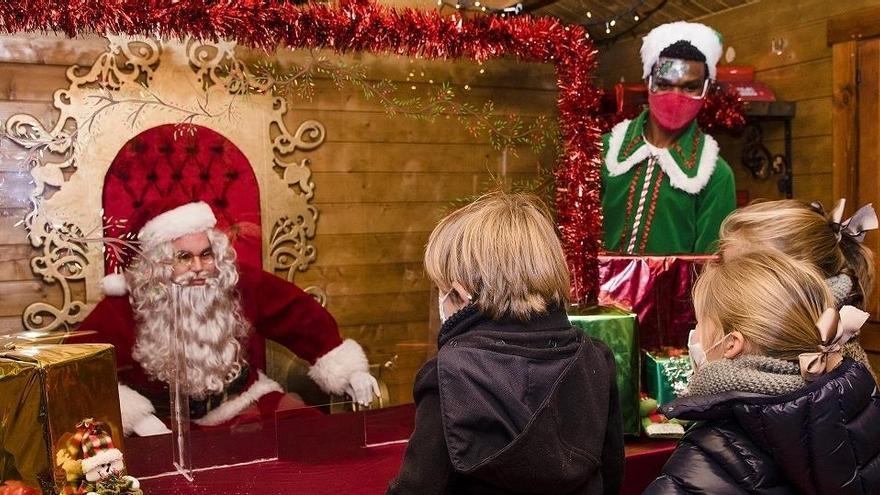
left=0, top=34, right=558, bottom=405
left=594, top=0, right=880, bottom=208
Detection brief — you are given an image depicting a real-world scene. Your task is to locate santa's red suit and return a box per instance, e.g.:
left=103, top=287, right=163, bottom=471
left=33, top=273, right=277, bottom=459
left=71, top=266, right=362, bottom=416
left=66, top=200, right=372, bottom=434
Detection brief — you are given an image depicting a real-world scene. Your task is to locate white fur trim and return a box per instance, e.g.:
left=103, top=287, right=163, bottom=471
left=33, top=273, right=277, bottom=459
left=118, top=384, right=156, bottom=436
left=81, top=448, right=123, bottom=474
left=192, top=371, right=283, bottom=427
left=139, top=201, right=217, bottom=250
left=658, top=134, right=718, bottom=194
left=605, top=120, right=651, bottom=177
left=604, top=119, right=719, bottom=195
left=308, top=339, right=370, bottom=395
left=640, top=22, right=722, bottom=79
left=101, top=273, right=128, bottom=296
left=645, top=422, right=685, bottom=437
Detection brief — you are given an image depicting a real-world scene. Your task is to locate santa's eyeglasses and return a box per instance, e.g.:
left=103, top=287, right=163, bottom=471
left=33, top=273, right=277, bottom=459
left=170, top=248, right=215, bottom=269
left=648, top=75, right=710, bottom=99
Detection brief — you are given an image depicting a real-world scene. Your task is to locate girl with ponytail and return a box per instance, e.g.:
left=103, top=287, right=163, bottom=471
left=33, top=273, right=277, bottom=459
left=718, top=198, right=878, bottom=380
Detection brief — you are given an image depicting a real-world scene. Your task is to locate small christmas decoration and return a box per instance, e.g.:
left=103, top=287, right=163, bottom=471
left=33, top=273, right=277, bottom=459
left=56, top=419, right=142, bottom=495
left=645, top=348, right=694, bottom=406
left=639, top=393, right=685, bottom=439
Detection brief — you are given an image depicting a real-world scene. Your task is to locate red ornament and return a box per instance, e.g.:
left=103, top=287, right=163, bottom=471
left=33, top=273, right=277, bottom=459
left=0, top=0, right=604, bottom=302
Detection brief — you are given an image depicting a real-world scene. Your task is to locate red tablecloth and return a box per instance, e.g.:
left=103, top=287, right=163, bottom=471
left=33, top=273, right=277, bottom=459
left=131, top=405, right=675, bottom=494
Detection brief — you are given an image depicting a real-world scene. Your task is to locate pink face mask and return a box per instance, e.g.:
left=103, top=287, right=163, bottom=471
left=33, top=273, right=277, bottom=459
left=648, top=91, right=704, bottom=132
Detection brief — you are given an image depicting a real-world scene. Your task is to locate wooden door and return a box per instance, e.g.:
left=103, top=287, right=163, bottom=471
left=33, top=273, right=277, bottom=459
left=857, top=38, right=880, bottom=319
left=849, top=38, right=880, bottom=366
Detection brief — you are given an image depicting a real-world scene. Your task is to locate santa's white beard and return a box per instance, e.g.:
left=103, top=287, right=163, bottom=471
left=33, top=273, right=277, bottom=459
left=131, top=271, right=249, bottom=399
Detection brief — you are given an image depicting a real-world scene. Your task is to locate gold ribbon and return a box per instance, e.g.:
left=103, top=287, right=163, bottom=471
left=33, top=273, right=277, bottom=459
left=812, top=199, right=879, bottom=243
left=798, top=305, right=868, bottom=381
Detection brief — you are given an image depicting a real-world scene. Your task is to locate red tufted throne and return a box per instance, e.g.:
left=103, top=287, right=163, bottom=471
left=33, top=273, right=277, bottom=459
left=102, top=124, right=262, bottom=271
left=102, top=124, right=276, bottom=370
left=100, top=124, right=332, bottom=401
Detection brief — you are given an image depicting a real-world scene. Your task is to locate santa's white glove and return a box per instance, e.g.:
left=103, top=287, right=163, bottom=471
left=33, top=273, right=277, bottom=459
left=118, top=383, right=170, bottom=437
left=132, top=413, right=171, bottom=437
left=344, top=370, right=380, bottom=407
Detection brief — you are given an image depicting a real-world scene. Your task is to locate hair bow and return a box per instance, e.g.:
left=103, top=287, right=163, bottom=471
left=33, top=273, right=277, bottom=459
left=811, top=199, right=879, bottom=243
left=798, top=305, right=868, bottom=381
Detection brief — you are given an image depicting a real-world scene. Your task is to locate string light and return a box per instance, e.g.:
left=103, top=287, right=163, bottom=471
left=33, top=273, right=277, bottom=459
left=574, top=0, right=667, bottom=42
left=436, top=0, right=523, bottom=16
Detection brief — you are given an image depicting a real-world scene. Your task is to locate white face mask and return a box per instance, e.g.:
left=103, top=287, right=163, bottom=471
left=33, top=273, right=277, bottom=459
left=438, top=290, right=452, bottom=323
left=688, top=329, right=729, bottom=370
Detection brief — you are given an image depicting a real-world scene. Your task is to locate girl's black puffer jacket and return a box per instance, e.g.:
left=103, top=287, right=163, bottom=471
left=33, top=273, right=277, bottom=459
left=645, top=359, right=880, bottom=494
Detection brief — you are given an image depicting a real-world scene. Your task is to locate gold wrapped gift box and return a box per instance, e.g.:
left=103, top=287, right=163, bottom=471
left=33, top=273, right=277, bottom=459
left=0, top=344, right=123, bottom=494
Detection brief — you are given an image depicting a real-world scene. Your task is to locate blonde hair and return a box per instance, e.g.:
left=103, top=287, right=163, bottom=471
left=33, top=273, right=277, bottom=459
left=720, top=199, right=875, bottom=308
left=424, top=191, right=570, bottom=320
left=693, top=250, right=831, bottom=361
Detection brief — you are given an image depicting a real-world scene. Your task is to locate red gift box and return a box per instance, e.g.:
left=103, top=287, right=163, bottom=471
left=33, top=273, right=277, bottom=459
left=598, top=255, right=717, bottom=350
left=718, top=81, right=776, bottom=102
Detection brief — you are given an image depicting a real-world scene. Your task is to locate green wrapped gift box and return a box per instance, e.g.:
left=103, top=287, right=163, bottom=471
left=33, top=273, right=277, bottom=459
left=568, top=306, right=640, bottom=436
left=645, top=351, right=692, bottom=406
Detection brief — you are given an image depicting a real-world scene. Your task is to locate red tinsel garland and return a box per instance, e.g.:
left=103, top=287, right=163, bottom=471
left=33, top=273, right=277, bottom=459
left=697, top=84, right=747, bottom=135
left=0, top=0, right=603, bottom=302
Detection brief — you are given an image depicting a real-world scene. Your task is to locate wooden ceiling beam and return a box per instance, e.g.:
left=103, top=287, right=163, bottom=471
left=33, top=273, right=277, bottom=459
left=686, top=1, right=714, bottom=15
left=520, top=0, right=561, bottom=13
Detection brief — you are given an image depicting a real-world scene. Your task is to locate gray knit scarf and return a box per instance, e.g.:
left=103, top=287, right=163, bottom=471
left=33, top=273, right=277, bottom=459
left=827, top=274, right=878, bottom=382
left=826, top=273, right=854, bottom=304
left=685, top=355, right=805, bottom=397
left=685, top=274, right=877, bottom=397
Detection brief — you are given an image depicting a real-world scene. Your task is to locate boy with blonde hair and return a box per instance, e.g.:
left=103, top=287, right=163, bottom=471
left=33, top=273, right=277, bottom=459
left=387, top=191, right=624, bottom=495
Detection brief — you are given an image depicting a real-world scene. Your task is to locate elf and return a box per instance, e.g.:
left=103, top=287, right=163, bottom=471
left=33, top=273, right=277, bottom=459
left=602, top=21, right=736, bottom=254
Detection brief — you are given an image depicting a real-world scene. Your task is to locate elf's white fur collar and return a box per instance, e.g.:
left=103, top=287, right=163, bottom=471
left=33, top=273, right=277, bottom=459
left=605, top=119, right=718, bottom=195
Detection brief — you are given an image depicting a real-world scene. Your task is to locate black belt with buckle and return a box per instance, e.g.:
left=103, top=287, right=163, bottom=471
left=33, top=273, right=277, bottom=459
left=151, top=365, right=251, bottom=419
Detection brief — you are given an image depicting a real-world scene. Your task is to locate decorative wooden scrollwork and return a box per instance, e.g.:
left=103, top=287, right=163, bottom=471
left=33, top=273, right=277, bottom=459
left=269, top=211, right=318, bottom=283
left=6, top=36, right=326, bottom=332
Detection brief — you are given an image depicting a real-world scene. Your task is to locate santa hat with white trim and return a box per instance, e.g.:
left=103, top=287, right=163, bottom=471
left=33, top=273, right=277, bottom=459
left=640, top=21, right=723, bottom=80
left=101, top=199, right=217, bottom=296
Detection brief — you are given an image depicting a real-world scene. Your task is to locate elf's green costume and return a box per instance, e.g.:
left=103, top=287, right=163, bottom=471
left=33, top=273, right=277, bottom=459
left=601, top=110, right=735, bottom=254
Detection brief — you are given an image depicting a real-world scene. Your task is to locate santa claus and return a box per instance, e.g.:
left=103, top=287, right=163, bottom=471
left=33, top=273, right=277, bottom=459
left=69, top=199, right=379, bottom=436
